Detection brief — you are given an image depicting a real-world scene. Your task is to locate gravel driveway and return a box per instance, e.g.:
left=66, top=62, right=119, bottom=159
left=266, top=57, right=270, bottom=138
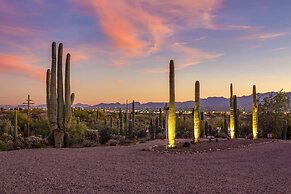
left=0, top=140, right=290, bottom=194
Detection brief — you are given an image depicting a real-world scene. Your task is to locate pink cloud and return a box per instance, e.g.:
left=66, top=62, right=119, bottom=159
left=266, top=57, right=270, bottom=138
left=73, top=0, right=224, bottom=57
left=0, top=54, right=44, bottom=80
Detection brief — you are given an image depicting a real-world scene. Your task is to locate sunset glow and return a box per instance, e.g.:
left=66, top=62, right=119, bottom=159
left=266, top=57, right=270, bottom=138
left=1, top=0, right=291, bottom=104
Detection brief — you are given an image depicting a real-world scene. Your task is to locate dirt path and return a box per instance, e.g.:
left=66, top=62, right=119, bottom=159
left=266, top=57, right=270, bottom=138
left=0, top=140, right=290, bottom=193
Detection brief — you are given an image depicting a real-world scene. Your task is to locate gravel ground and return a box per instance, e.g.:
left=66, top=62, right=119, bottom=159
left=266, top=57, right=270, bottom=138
left=0, top=139, right=291, bottom=194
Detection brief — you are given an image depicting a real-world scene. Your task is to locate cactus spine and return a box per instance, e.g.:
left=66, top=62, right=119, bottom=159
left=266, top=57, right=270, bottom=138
left=168, top=60, right=176, bottom=148
left=252, top=85, right=258, bottom=140
left=229, top=83, right=235, bottom=139
left=194, top=81, right=200, bottom=143
left=46, top=42, right=75, bottom=148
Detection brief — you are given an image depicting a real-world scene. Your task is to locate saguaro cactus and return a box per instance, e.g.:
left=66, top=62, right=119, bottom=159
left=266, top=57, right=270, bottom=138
left=13, top=110, right=18, bottom=141
left=252, top=85, right=258, bottom=140
left=119, top=109, right=123, bottom=135
left=132, top=100, right=135, bottom=129
left=234, top=95, right=239, bottom=136
left=168, top=60, right=176, bottom=148
left=159, top=108, right=162, bottom=128
left=46, top=42, right=75, bottom=148
left=229, top=83, right=235, bottom=139
left=194, top=81, right=200, bottom=143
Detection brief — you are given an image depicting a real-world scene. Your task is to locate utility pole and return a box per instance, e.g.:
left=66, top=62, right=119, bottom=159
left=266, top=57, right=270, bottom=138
left=23, top=94, right=34, bottom=137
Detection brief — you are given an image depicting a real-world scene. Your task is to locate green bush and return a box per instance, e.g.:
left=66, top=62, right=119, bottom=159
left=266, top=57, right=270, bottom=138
left=31, top=119, right=50, bottom=137
left=99, top=127, right=112, bottom=144
left=67, top=120, right=88, bottom=144
left=0, top=140, right=7, bottom=151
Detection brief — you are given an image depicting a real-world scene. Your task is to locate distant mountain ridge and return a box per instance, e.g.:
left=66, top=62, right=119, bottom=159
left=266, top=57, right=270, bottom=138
left=1, top=92, right=290, bottom=111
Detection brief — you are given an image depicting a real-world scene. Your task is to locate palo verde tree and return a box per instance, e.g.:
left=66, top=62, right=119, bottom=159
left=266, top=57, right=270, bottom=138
left=258, top=90, right=289, bottom=139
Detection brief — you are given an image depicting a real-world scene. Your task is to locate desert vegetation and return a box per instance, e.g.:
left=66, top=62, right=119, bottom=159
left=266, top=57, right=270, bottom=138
left=0, top=45, right=291, bottom=151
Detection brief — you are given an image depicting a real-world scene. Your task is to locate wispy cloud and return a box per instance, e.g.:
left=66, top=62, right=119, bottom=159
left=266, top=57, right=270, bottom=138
left=0, top=54, right=44, bottom=80
left=273, top=47, right=288, bottom=51
left=142, top=44, right=223, bottom=74
left=252, top=32, right=287, bottom=41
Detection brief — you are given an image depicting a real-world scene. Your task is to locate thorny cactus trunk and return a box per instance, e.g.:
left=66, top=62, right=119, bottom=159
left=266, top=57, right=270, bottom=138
left=194, top=81, right=200, bottom=143
left=168, top=60, right=176, bottom=148
left=46, top=42, right=75, bottom=148
left=229, top=83, right=235, bottom=139
left=252, top=85, right=258, bottom=140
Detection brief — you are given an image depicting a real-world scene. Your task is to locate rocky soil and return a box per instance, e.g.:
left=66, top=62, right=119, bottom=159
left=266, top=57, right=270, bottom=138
left=0, top=139, right=290, bottom=193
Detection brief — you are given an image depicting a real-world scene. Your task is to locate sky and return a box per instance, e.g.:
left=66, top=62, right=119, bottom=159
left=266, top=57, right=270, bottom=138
left=0, top=0, right=291, bottom=105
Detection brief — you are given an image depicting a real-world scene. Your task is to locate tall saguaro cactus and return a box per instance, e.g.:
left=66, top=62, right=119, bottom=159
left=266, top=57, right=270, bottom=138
left=252, top=85, right=258, bottom=140
left=194, top=81, right=200, bottom=143
left=13, top=110, right=18, bottom=141
left=229, top=83, right=235, bottom=139
left=119, top=108, right=123, bottom=135
left=168, top=60, right=176, bottom=148
left=132, top=100, right=135, bottom=129
left=46, top=42, right=75, bottom=148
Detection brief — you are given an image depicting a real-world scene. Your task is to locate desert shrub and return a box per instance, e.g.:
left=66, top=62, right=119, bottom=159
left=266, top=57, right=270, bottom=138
left=24, top=136, right=46, bottom=148
left=118, top=136, right=126, bottom=145
left=67, top=120, right=87, bottom=144
left=99, top=127, right=114, bottom=144
left=156, top=132, right=165, bottom=139
left=108, top=139, right=118, bottom=146
left=31, top=119, right=50, bottom=137
left=216, top=132, right=228, bottom=138
left=82, top=139, right=97, bottom=147
left=0, top=119, right=13, bottom=134
left=183, top=141, right=191, bottom=148
left=137, top=129, right=147, bottom=138
left=0, top=140, right=7, bottom=151
left=85, top=129, right=99, bottom=142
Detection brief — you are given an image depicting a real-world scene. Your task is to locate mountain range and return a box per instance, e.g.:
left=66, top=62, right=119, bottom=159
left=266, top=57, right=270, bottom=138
left=2, top=92, right=288, bottom=111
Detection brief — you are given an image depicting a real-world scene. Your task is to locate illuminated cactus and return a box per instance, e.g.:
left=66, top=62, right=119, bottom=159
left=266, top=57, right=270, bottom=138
left=46, top=42, right=75, bottom=148
left=168, top=60, right=176, bottom=148
left=194, top=81, right=200, bottom=143
left=229, top=83, right=235, bottom=139
left=252, top=85, right=258, bottom=140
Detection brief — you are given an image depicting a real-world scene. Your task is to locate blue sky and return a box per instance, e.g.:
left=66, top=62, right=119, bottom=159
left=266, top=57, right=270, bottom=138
left=0, top=0, right=291, bottom=104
